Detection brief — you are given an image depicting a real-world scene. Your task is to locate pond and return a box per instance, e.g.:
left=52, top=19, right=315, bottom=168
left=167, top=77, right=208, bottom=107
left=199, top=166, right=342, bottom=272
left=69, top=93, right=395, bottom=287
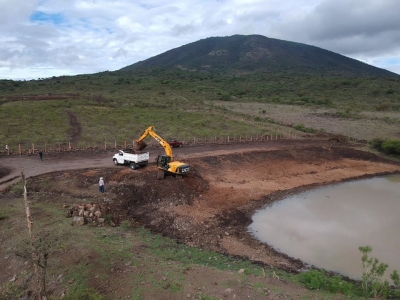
left=248, top=175, right=400, bottom=280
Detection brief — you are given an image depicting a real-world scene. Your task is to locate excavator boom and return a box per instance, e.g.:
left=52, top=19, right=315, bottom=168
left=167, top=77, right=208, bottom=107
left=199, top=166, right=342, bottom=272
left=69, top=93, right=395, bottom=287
left=134, top=126, right=190, bottom=178
left=135, top=126, right=173, bottom=158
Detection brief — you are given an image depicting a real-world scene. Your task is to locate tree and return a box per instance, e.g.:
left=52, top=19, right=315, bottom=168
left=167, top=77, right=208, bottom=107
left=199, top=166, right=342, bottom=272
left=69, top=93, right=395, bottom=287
left=359, top=245, right=399, bottom=298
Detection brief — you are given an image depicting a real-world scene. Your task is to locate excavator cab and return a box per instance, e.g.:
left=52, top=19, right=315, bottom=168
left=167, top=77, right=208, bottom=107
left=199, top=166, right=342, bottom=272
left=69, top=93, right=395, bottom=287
left=157, top=154, right=171, bottom=170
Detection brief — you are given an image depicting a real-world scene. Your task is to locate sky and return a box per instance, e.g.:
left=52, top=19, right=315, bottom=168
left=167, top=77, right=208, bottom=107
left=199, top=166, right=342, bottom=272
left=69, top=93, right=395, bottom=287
left=1, top=0, right=400, bottom=80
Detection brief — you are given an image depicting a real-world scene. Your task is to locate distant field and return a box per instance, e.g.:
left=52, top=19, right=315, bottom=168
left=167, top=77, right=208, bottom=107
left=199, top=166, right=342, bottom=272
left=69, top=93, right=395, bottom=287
left=211, top=101, right=400, bottom=141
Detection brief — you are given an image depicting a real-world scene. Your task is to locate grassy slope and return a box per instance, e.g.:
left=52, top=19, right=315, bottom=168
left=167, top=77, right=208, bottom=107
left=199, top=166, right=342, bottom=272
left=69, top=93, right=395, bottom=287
left=1, top=70, right=400, bottom=148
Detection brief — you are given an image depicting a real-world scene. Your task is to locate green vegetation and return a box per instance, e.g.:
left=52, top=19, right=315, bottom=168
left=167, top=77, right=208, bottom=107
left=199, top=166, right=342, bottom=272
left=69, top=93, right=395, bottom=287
left=370, top=138, right=400, bottom=156
left=292, top=124, right=318, bottom=134
left=298, top=269, right=354, bottom=295
left=1, top=65, right=400, bottom=149
left=359, top=246, right=400, bottom=299
left=63, top=284, right=105, bottom=300
left=0, top=210, right=8, bottom=220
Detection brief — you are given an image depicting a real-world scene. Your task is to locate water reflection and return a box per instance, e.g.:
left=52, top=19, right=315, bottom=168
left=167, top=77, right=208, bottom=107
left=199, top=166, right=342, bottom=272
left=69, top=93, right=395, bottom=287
left=248, top=175, right=400, bottom=280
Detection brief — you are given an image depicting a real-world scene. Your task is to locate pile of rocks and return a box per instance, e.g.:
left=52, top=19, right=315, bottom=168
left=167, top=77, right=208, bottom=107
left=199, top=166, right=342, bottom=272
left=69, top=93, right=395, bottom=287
left=65, top=203, right=111, bottom=226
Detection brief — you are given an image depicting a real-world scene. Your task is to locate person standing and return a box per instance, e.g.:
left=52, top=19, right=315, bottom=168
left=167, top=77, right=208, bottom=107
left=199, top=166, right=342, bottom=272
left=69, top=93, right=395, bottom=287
left=39, top=150, right=43, bottom=161
left=99, top=177, right=105, bottom=193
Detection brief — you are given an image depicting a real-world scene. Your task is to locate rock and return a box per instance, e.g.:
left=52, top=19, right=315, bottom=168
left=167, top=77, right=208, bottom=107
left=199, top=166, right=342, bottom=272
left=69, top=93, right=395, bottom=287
left=72, top=216, right=85, bottom=226
left=238, top=269, right=245, bottom=274
left=83, top=211, right=90, bottom=217
left=98, top=218, right=105, bottom=224
left=78, top=209, right=84, bottom=217
left=9, top=275, right=16, bottom=282
left=57, top=274, right=63, bottom=284
left=94, top=211, right=102, bottom=218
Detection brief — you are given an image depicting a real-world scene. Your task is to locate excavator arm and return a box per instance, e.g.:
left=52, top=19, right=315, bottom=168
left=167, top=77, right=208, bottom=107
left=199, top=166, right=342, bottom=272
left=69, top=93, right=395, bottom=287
left=135, top=126, right=173, bottom=158
left=134, top=126, right=190, bottom=178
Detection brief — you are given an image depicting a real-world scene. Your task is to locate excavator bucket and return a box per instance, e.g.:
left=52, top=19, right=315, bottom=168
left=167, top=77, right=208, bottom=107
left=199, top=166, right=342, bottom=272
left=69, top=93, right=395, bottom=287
left=135, top=140, right=147, bottom=151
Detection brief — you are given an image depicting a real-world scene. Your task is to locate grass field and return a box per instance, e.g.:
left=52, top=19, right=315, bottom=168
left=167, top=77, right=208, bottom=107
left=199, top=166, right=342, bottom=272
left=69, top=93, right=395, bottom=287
left=1, top=70, right=400, bottom=149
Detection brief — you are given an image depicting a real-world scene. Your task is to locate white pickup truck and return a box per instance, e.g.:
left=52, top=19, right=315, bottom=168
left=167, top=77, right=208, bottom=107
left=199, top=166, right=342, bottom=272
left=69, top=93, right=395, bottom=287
left=112, top=150, right=149, bottom=170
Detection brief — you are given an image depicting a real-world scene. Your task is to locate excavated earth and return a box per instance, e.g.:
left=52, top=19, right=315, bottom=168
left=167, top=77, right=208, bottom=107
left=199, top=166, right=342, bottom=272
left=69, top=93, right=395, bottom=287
left=18, top=141, right=400, bottom=274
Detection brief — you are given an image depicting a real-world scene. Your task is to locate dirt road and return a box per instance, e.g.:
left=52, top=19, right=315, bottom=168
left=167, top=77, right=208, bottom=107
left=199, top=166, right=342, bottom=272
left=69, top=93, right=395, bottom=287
left=0, top=139, right=326, bottom=192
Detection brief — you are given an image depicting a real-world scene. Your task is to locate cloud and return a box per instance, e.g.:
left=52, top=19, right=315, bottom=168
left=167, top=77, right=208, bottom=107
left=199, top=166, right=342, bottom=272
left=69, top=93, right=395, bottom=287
left=0, top=0, right=399, bottom=79
left=273, top=0, right=400, bottom=56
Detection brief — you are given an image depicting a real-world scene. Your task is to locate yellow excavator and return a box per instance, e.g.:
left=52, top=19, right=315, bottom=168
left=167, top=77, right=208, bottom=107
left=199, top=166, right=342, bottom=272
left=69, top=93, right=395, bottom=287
left=134, top=126, right=190, bottom=179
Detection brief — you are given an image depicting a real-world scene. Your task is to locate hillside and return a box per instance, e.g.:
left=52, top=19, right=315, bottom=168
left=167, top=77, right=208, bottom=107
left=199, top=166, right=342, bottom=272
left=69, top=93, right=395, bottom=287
left=120, top=34, right=399, bottom=78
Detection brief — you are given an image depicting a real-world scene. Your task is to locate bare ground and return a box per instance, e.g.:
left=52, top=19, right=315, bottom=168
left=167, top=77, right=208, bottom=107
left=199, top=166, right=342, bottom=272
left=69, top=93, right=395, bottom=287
left=1, top=138, right=400, bottom=299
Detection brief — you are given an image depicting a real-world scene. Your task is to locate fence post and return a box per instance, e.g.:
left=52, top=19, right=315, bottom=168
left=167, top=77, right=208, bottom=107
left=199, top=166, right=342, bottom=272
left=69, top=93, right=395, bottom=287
left=124, top=141, right=126, bottom=149
left=104, top=141, right=106, bottom=150
left=114, top=141, right=116, bottom=149
left=32, top=143, right=35, bottom=153
left=68, top=142, right=71, bottom=151
left=18, top=144, right=21, bottom=155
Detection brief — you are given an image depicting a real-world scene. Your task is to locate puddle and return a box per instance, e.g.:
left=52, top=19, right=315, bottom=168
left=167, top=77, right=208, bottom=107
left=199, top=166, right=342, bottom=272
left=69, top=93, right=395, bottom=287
left=248, top=175, right=400, bottom=280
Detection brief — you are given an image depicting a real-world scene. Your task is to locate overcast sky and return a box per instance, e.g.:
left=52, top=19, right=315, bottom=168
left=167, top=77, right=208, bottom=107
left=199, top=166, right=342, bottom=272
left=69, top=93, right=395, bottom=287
left=1, top=0, right=400, bottom=80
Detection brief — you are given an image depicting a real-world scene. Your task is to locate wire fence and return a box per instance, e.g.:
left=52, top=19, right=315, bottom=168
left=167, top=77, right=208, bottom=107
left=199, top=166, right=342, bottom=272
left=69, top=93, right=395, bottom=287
left=1, top=133, right=301, bottom=156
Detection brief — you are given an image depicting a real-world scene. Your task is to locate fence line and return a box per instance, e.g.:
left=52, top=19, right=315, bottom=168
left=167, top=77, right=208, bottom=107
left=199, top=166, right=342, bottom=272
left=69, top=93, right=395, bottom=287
left=1, top=133, right=301, bottom=156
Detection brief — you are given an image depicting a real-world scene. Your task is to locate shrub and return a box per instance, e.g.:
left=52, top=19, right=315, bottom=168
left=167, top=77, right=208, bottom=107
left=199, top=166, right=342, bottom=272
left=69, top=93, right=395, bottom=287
left=0, top=210, right=8, bottom=220
left=120, top=220, right=131, bottom=229
left=369, top=138, right=384, bottom=149
left=293, top=124, right=317, bottom=133
left=376, top=102, right=391, bottom=111
left=220, top=94, right=231, bottom=101
left=381, top=139, right=400, bottom=155
left=370, top=138, right=400, bottom=156
left=298, top=269, right=352, bottom=294
left=359, top=246, right=390, bottom=298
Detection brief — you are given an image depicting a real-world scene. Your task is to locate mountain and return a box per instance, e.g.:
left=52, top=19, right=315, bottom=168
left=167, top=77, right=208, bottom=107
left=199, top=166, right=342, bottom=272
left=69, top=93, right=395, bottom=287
left=120, top=34, right=398, bottom=78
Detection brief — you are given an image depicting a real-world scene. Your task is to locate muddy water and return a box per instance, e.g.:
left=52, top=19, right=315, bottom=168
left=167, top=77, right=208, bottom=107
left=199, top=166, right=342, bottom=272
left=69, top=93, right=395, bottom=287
left=249, top=175, right=400, bottom=280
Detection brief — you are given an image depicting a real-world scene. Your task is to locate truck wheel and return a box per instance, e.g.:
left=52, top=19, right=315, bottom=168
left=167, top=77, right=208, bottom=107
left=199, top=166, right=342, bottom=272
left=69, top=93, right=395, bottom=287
left=130, top=163, right=137, bottom=170
left=157, top=170, right=165, bottom=180
left=113, top=159, right=118, bottom=165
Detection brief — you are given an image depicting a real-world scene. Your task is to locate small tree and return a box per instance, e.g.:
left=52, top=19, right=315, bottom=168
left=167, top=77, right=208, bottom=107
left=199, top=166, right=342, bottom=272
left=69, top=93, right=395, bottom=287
left=359, top=246, right=393, bottom=298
